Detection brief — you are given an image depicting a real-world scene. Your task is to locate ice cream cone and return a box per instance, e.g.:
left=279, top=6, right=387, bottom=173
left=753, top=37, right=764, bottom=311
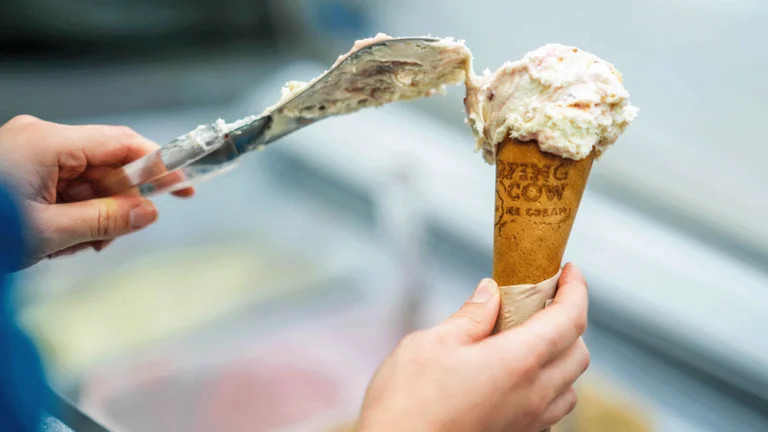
left=493, top=138, right=595, bottom=432
left=492, top=137, right=595, bottom=332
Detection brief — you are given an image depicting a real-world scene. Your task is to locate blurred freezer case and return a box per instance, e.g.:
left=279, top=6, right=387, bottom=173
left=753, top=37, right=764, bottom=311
left=0, top=0, right=376, bottom=60
left=75, top=285, right=390, bottom=432
left=20, top=209, right=397, bottom=432
left=0, top=0, right=276, bottom=56
left=555, top=376, right=655, bottom=432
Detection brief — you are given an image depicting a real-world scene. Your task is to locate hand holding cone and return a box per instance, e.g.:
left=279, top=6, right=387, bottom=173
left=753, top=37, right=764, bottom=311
left=492, top=137, right=596, bottom=432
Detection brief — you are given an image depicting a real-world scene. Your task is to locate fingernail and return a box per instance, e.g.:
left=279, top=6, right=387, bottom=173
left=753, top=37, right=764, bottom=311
left=129, top=201, right=157, bottom=229
left=470, top=278, right=497, bottom=303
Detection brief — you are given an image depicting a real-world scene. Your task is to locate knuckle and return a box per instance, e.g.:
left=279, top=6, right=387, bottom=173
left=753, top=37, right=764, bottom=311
left=427, top=330, right=452, bottom=347
left=580, top=345, right=591, bottom=373
left=453, top=310, right=485, bottom=332
left=565, top=389, right=579, bottom=414
left=395, top=331, right=435, bottom=365
left=518, top=353, right=541, bottom=376
left=59, top=148, right=85, bottom=169
left=8, top=114, right=40, bottom=126
left=398, top=330, right=428, bottom=351
left=113, top=126, right=140, bottom=144
left=424, top=327, right=456, bottom=348
left=579, top=351, right=592, bottom=376
left=93, top=202, right=115, bottom=238
left=522, top=409, right=540, bottom=426
left=4, top=115, right=43, bottom=137
left=509, top=354, right=541, bottom=387
left=573, top=315, right=588, bottom=335
left=535, top=332, right=560, bottom=362
left=527, top=392, right=550, bottom=420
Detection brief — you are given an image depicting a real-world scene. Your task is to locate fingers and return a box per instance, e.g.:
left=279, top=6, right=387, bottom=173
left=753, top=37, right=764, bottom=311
left=539, top=337, right=590, bottom=402
left=62, top=165, right=195, bottom=200
left=65, top=167, right=145, bottom=199
left=489, top=263, right=588, bottom=366
left=558, top=262, right=588, bottom=295
left=433, top=279, right=501, bottom=344
left=141, top=170, right=197, bottom=197
left=35, top=196, right=158, bottom=253
left=53, top=123, right=194, bottom=198
left=537, top=386, right=578, bottom=430
left=171, top=187, right=196, bottom=198
left=5, top=115, right=157, bottom=170
left=47, top=242, right=94, bottom=259
left=47, top=239, right=116, bottom=260
left=92, top=239, right=115, bottom=252
left=56, top=124, right=159, bottom=166
left=86, top=156, right=195, bottom=198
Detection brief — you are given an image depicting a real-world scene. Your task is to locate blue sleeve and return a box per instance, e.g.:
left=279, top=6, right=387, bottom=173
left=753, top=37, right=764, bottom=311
left=0, top=180, right=47, bottom=432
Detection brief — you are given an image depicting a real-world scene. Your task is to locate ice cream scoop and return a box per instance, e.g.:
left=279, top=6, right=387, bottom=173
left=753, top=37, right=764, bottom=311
left=96, top=35, right=471, bottom=196
left=465, top=44, right=638, bottom=162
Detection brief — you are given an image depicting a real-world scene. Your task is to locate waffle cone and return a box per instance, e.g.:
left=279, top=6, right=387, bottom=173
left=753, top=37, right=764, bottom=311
left=493, top=138, right=595, bottom=332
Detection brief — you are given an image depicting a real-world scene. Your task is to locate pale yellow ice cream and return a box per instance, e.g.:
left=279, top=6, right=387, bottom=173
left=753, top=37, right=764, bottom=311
left=465, top=44, right=638, bottom=162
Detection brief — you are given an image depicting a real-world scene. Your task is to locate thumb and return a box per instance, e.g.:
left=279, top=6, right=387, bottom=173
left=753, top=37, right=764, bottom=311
left=434, top=278, right=500, bottom=344
left=38, top=197, right=157, bottom=253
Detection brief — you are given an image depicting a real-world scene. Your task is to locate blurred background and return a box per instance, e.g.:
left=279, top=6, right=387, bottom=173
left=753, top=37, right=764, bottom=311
left=2, top=0, right=768, bottom=431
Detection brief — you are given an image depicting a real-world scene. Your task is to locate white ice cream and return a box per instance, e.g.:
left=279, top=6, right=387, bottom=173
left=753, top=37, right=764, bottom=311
left=261, top=33, right=473, bottom=119
left=174, top=35, right=472, bottom=158
left=465, top=44, right=638, bottom=162
left=197, top=38, right=635, bottom=166
left=217, top=115, right=260, bottom=132
left=177, top=115, right=260, bottom=151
